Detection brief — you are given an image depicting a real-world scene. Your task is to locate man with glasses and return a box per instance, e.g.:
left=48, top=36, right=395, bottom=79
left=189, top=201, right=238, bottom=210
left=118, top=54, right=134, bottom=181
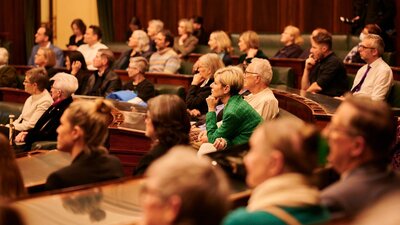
left=321, top=95, right=400, bottom=218
left=350, top=34, right=393, bottom=101
left=243, top=58, right=279, bottom=120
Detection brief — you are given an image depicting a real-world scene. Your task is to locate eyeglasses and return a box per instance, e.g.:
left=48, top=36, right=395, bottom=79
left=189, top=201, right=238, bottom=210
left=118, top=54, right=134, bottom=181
left=358, top=44, right=375, bottom=50
left=244, top=70, right=259, bottom=78
left=325, top=123, right=359, bottom=137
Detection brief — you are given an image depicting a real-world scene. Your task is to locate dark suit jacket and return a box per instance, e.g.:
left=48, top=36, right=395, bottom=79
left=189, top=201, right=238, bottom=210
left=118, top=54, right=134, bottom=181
left=82, top=68, right=122, bottom=97
left=0, top=65, right=18, bottom=88
left=45, top=150, right=124, bottom=191
left=24, top=96, right=73, bottom=150
left=186, top=79, right=213, bottom=115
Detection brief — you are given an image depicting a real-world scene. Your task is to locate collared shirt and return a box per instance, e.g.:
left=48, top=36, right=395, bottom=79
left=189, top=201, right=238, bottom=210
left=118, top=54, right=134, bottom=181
left=244, top=88, right=279, bottom=120
left=77, top=42, right=108, bottom=70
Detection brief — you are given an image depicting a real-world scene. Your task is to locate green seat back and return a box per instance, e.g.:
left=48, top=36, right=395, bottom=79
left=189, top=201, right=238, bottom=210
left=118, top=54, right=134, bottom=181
left=387, top=80, right=400, bottom=108
left=271, top=66, right=295, bottom=88
left=154, top=84, right=186, bottom=99
left=178, top=60, right=194, bottom=75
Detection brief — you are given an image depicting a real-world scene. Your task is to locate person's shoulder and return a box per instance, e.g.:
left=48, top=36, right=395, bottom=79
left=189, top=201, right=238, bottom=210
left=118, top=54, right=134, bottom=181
left=223, top=208, right=281, bottom=225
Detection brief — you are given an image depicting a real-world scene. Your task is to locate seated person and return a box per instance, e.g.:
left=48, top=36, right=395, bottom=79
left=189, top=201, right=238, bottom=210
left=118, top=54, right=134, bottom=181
left=243, top=58, right=279, bottom=120
left=299, top=27, right=329, bottom=59
left=15, top=73, right=78, bottom=150
left=349, top=34, right=393, bottom=101
left=238, top=31, right=268, bottom=65
left=149, top=30, right=180, bottom=74
left=147, top=20, right=164, bottom=52
left=34, top=47, right=57, bottom=78
left=77, top=25, right=108, bottom=70
left=223, top=118, right=330, bottom=225
left=202, top=66, right=262, bottom=150
left=344, top=24, right=381, bottom=64
left=133, top=94, right=190, bottom=175
left=273, top=25, right=304, bottom=58
left=142, top=146, right=230, bottom=225
left=208, top=31, right=233, bottom=66
left=82, top=49, right=122, bottom=97
left=28, top=26, right=64, bottom=67
left=0, top=47, right=18, bottom=88
left=67, top=18, right=86, bottom=50
left=321, top=95, right=400, bottom=218
left=65, top=50, right=89, bottom=95
left=186, top=53, right=224, bottom=117
left=122, top=57, right=155, bottom=103
left=113, top=30, right=153, bottom=70
left=173, top=18, right=199, bottom=58
left=301, top=32, right=348, bottom=97
left=45, top=99, right=124, bottom=190
left=0, top=133, right=26, bottom=201
left=191, top=16, right=208, bottom=45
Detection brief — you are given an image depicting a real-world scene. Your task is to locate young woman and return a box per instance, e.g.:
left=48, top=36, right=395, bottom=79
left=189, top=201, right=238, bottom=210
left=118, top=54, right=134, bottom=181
left=67, top=18, right=86, bottom=50
left=65, top=50, right=89, bottom=95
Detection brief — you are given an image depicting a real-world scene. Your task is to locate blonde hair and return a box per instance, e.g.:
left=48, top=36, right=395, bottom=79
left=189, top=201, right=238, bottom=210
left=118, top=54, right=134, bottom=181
left=0, top=48, right=9, bottom=65
left=148, top=20, right=164, bottom=33
left=197, top=53, right=225, bottom=79
left=178, top=18, right=194, bottom=34
left=284, top=25, right=304, bottom=45
left=209, top=31, right=233, bottom=54
left=39, top=47, right=56, bottom=67
left=132, top=30, right=150, bottom=52
left=240, top=30, right=259, bottom=49
left=214, top=66, right=244, bottom=95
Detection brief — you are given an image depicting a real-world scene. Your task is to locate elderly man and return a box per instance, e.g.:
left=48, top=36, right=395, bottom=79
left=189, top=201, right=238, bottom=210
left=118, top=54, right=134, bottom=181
left=350, top=34, right=393, bottom=100
left=321, top=95, right=400, bottom=218
left=149, top=30, right=180, bottom=74
left=147, top=19, right=164, bottom=52
left=15, top=73, right=78, bottom=150
left=301, top=32, right=348, bottom=97
left=28, top=26, right=64, bottom=67
left=0, top=47, right=17, bottom=88
left=77, top=25, right=108, bottom=70
left=243, top=58, right=279, bottom=120
left=82, top=49, right=121, bottom=97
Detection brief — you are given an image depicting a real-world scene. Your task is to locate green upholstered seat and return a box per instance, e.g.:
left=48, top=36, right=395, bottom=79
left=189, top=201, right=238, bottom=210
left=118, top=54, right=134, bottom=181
left=154, top=84, right=186, bottom=99
left=178, top=60, right=194, bottom=75
left=387, top=80, right=400, bottom=108
left=0, top=101, right=23, bottom=125
left=271, top=66, right=295, bottom=88
left=193, top=45, right=211, bottom=54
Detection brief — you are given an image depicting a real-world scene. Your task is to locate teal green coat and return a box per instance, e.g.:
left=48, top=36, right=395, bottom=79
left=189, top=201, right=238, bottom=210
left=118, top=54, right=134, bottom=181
left=206, top=95, right=262, bottom=147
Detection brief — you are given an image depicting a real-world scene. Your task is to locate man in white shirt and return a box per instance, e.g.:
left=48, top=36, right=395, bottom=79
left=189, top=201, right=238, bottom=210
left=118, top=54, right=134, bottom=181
left=77, top=25, right=108, bottom=70
left=243, top=58, right=279, bottom=120
left=351, top=34, right=393, bottom=101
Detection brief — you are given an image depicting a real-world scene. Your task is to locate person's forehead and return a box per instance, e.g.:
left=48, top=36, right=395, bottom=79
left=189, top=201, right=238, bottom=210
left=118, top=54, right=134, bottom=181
left=333, top=102, right=357, bottom=125
left=37, top=27, right=46, bottom=34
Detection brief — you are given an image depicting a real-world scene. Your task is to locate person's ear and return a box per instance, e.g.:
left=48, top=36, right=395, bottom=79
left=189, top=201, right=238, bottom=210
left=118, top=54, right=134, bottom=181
left=269, top=150, right=285, bottom=176
left=164, top=195, right=181, bottom=223
left=350, top=136, right=366, bottom=158
left=72, top=125, right=83, bottom=141
left=223, top=85, right=231, bottom=95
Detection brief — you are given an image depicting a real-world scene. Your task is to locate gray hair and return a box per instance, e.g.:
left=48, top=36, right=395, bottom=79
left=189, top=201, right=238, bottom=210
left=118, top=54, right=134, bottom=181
left=132, top=30, right=150, bottom=52
left=130, top=56, right=149, bottom=73
left=0, top=48, right=9, bottom=65
left=50, top=73, right=79, bottom=97
left=249, top=58, right=273, bottom=85
left=365, top=34, right=385, bottom=56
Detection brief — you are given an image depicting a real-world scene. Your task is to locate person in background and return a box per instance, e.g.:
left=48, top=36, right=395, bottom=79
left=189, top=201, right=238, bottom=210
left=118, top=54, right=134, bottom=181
left=0, top=47, right=17, bottom=88
left=114, top=30, right=153, bottom=70
left=65, top=50, right=89, bottom=95
left=45, top=99, right=124, bottom=190
left=28, top=25, right=64, bottom=67
left=273, top=25, right=304, bottom=58
left=208, top=31, right=233, bottom=66
left=141, top=146, right=230, bottom=225
left=223, top=118, right=330, bottom=225
left=122, top=57, right=155, bottom=103
left=133, top=95, right=190, bottom=175
left=173, top=18, right=199, bottom=58
left=34, top=47, right=57, bottom=78
left=191, top=16, right=208, bottom=45
left=299, top=27, right=329, bottom=59
left=149, top=30, right=180, bottom=74
left=147, top=20, right=164, bottom=52
left=238, top=31, right=268, bottom=65
left=125, top=16, right=142, bottom=40
left=67, top=18, right=86, bottom=50
left=77, top=25, right=108, bottom=70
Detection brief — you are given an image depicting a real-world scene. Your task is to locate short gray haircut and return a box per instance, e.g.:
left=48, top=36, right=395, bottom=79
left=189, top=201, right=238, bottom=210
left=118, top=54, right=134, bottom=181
left=149, top=20, right=164, bottom=33
left=0, top=48, right=9, bottom=65
left=130, top=56, right=149, bottom=73
left=365, top=34, right=385, bottom=56
left=249, top=58, right=273, bottom=85
left=50, top=73, right=79, bottom=97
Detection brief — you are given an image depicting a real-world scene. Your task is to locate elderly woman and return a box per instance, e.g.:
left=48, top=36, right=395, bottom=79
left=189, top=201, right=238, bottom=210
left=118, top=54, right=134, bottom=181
left=65, top=50, right=89, bottom=95
left=34, top=47, right=57, bottom=78
left=141, top=146, right=230, bottom=225
left=203, top=66, right=262, bottom=150
left=186, top=53, right=224, bottom=117
left=173, top=18, right=199, bottom=58
left=223, top=118, right=330, bottom=225
left=133, top=94, right=191, bottom=175
left=44, top=99, right=124, bottom=190
left=15, top=73, right=79, bottom=150
left=114, top=30, right=154, bottom=70
left=208, top=31, right=233, bottom=66
left=273, top=25, right=304, bottom=58
left=238, top=31, right=268, bottom=65
left=0, top=47, right=18, bottom=88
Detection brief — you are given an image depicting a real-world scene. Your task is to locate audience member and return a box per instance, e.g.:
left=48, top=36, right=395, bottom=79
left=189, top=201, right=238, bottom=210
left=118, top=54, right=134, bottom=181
left=203, top=66, right=262, bottom=150
left=344, top=24, right=381, bottom=64
left=125, top=16, right=142, bottom=40
left=301, top=32, right=348, bottom=97
left=34, top=47, right=57, bottom=78
left=147, top=20, right=164, bottom=52
left=321, top=95, right=400, bottom=218
left=28, top=26, right=64, bottom=67
left=114, top=30, right=153, bottom=70
left=238, top=31, right=268, bottom=65
left=149, top=30, right=180, bottom=74
left=77, top=25, right=108, bottom=70
left=122, top=57, right=155, bottom=103
left=191, top=16, right=208, bottom=45
left=208, top=31, right=233, bottom=66
left=173, top=19, right=199, bottom=58
left=243, top=58, right=279, bottom=120
left=299, top=27, right=329, bottom=59
left=15, top=73, right=78, bottom=150
left=0, top=133, right=26, bottom=201
left=0, top=47, right=17, bottom=88
left=45, top=99, right=124, bottom=190
left=350, top=34, right=393, bottom=101
left=273, top=25, right=304, bottom=58
left=82, top=49, right=122, bottom=97
left=223, top=118, right=330, bottom=225
left=67, top=18, right=86, bottom=50
left=187, top=53, right=224, bottom=117
left=65, top=50, right=89, bottom=95
left=142, top=146, right=230, bottom=225
left=133, top=95, right=190, bottom=175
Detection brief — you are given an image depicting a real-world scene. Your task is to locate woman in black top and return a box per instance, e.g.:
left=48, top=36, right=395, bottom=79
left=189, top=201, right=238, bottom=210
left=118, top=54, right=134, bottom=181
left=65, top=50, right=89, bottom=95
left=273, top=25, right=304, bottom=58
left=67, top=19, right=86, bottom=50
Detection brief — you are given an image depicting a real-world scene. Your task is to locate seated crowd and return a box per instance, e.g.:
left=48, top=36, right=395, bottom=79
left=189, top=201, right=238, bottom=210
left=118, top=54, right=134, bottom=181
left=0, top=16, right=399, bottom=225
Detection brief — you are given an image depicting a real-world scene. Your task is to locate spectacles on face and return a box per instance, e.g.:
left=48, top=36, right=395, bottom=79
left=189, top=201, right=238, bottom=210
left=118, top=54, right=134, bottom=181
left=244, top=70, right=259, bottom=78
left=325, top=122, right=359, bottom=137
left=358, top=44, right=375, bottom=50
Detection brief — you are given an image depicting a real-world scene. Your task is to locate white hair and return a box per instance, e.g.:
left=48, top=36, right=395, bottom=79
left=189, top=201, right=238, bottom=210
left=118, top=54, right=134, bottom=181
left=50, top=73, right=79, bottom=97
left=250, top=58, right=273, bottom=85
left=0, top=47, right=9, bottom=65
